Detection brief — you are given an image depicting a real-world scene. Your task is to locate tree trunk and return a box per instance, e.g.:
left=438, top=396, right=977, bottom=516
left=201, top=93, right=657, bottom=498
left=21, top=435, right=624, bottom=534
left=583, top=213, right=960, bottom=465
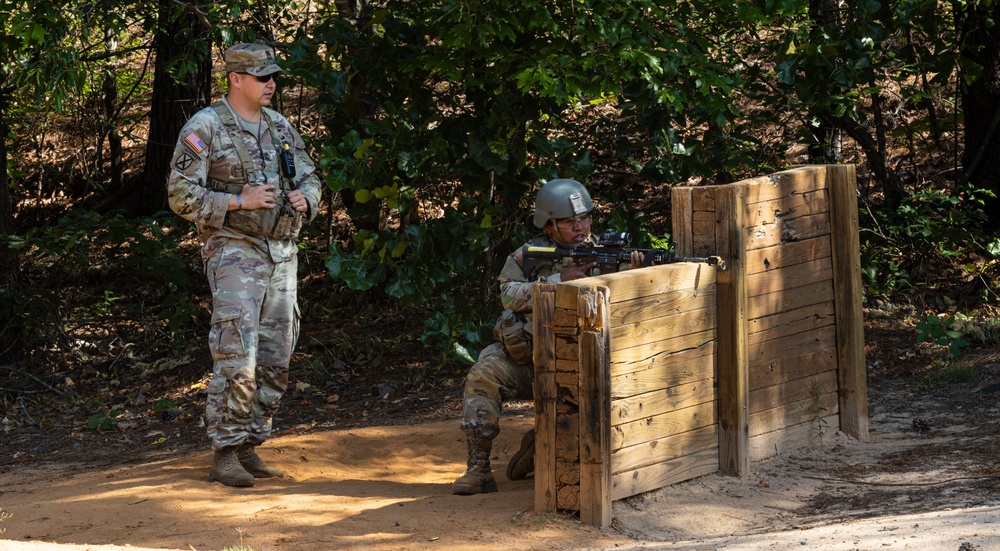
left=807, top=0, right=843, bottom=164
left=0, top=71, right=24, bottom=363
left=960, top=1, right=1000, bottom=229
left=137, top=0, right=211, bottom=215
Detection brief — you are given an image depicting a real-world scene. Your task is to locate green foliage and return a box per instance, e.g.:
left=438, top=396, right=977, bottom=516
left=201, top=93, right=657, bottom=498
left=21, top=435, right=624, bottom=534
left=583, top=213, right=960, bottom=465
left=916, top=314, right=969, bottom=359
left=861, top=181, right=996, bottom=297
left=86, top=408, right=121, bottom=431
left=915, top=360, right=977, bottom=393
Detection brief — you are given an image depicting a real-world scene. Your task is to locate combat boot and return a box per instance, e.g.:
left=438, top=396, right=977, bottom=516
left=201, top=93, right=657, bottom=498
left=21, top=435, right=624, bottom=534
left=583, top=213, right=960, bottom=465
left=237, top=444, right=285, bottom=478
left=452, top=433, right=498, bottom=495
left=208, top=446, right=255, bottom=487
left=506, top=428, right=535, bottom=481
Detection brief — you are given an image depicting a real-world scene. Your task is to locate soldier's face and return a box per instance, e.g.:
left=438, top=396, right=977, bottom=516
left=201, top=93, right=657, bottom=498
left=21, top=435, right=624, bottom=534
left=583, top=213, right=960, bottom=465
left=235, top=72, right=277, bottom=107
left=545, top=214, right=591, bottom=247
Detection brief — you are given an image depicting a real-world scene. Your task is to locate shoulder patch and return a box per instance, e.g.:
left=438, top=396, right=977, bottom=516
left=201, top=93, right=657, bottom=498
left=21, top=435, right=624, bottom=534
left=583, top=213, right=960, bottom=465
left=184, top=132, right=207, bottom=154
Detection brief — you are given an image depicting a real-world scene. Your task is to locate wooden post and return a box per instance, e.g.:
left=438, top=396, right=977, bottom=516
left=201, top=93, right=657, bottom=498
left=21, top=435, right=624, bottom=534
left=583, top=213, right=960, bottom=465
left=533, top=283, right=558, bottom=512
left=715, top=183, right=750, bottom=476
left=672, top=187, right=694, bottom=257
left=827, top=165, right=869, bottom=441
left=577, top=286, right=611, bottom=527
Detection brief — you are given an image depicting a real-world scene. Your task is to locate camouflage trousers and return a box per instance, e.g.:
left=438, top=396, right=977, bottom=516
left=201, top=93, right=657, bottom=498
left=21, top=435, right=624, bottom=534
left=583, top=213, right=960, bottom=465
left=460, top=343, right=533, bottom=440
left=204, top=240, right=300, bottom=451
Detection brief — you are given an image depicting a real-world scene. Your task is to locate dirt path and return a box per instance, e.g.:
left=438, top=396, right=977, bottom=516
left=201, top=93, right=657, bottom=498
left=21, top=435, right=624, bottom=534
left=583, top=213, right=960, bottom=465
left=3, top=395, right=1000, bottom=551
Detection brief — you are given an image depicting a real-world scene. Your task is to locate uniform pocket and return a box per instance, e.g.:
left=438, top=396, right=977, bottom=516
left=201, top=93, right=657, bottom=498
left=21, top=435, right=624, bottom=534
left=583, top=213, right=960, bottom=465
left=209, top=304, right=247, bottom=360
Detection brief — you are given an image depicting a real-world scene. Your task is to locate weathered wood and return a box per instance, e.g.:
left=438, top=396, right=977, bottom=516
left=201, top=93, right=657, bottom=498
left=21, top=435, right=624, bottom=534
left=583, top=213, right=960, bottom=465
left=691, top=187, right=717, bottom=211
left=692, top=211, right=718, bottom=256
left=746, top=236, right=832, bottom=276
left=612, top=399, right=718, bottom=450
left=828, top=164, right=869, bottom=442
left=749, top=370, right=839, bottom=414
left=532, top=283, right=558, bottom=514
left=749, top=412, right=840, bottom=462
left=746, top=256, right=833, bottom=298
left=610, top=348, right=716, bottom=399
left=748, top=346, right=837, bottom=390
left=577, top=286, right=612, bottom=528
left=745, top=212, right=832, bottom=251
left=610, top=328, right=716, bottom=364
left=610, top=306, right=716, bottom=348
left=559, top=263, right=716, bottom=308
left=672, top=187, right=694, bottom=257
left=611, top=379, right=716, bottom=423
left=745, top=188, right=829, bottom=229
left=608, top=285, right=716, bottom=326
left=714, top=182, right=750, bottom=476
left=747, top=279, right=835, bottom=320
left=748, top=301, right=835, bottom=344
left=749, top=391, right=839, bottom=437
left=741, top=167, right=827, bottom=205
left=610, top=448, right=719, bottom=501
left=611, top=424, right=718, bottom=475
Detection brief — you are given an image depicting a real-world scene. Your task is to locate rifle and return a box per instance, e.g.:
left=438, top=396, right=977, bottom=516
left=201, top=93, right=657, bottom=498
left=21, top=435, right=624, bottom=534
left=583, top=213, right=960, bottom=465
left=522, top=229, right=726, bottom=281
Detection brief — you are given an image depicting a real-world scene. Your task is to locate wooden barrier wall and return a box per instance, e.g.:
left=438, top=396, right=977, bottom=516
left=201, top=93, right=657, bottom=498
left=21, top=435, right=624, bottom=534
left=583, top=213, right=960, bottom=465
left=532, top=164, right=867, bottom=527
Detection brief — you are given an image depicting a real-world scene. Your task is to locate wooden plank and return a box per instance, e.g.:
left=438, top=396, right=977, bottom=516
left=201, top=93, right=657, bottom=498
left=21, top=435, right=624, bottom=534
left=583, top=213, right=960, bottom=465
left=611, top=424, right=718, bottom=475
left=610, top=448, right=719, bottom=501
left=746, top=236, right=832, bottom=276
left=577, top=286, right=611, bottom=528
left=532, top=283, right=558, bottom=514
left=748, top=325, right=838, bottom=373
left=610, top=347, right=716, bottom=399
left=745, top=212, right=831, bottom=250
left=748, top=346, right=837, bottom=391
left=692, top=211, right=717, bottom=256
left=745, top=188, right=829, bottom=229
left=612, top=397, right=717, bottom=450
left=827, top=164, right=869, bottom=442
left=750, top=393, right=839, bottom=437
left=671, top=186, right=694, bottom=257
left=691, top=187, right=717, bottom=211
left=608, top=285, right=716, bottom=326
left=715, top=183, right=750, bottom=476
left=749, top=412, right=840, bottom=461
left=611, top=328, right=716, bottom=366
left=610, top=306, right=716, bottom=348
left=747, top=279, right=835, bottom=321
left=740, top=166, right=827, bottom=204
left=746, top=256, right=833, bottom=298
left=559, top=262, right=716, bottom=307
left=611, top=378, right=716, bottom=424
left=749, top=370, right=839, bottom=414
left=748, top=301, right=836, bottom=344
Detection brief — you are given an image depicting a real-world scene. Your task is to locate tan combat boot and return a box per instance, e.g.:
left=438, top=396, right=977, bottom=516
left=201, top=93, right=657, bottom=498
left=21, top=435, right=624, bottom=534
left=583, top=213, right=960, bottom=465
left=452, top=433, right=498, bottom=494
left=237, top=444, right=285, bottom=478
left=208, top=446, right=255, bottom=487
left=506, top=428, right=534, bottom=481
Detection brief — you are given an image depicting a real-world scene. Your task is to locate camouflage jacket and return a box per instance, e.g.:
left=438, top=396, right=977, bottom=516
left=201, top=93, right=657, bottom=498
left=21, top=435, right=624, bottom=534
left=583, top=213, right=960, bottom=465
left=166, top=96, right=322, bottom=263
left=498, top=233, right=599, bottom=316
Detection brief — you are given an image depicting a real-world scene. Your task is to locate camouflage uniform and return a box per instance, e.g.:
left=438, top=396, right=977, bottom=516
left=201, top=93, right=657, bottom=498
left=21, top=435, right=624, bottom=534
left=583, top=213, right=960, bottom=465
left=460, top=233, right=599, bottom=439
left=167, top=95, right=321, bottom=451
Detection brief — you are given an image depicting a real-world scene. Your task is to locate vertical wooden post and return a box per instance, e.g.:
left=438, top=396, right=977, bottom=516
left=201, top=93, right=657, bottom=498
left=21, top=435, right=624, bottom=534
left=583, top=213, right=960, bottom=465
left=532, top=283, right=558, bottom=513
left=577, top=286, right=611, bottom=527
left=827, top=165, right=869, bottom=441
left=672, top=187, right=694, bottom=257
left=715, top=183, right=750, bottom=476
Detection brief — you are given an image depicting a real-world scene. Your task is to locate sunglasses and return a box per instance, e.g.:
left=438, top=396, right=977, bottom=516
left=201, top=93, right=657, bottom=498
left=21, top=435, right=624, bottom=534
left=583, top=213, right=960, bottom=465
left=238, top=72, right=278, bottom=84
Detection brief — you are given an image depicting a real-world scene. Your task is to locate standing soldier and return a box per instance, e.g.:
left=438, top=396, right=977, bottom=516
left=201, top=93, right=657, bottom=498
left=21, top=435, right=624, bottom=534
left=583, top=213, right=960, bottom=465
left=453, top=179, right=642, bottom=494
left=166, top=43, right=322, bottom=487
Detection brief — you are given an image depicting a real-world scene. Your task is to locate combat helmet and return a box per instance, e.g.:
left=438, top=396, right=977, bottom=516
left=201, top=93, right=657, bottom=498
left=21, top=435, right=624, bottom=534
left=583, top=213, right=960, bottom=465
left=532, top=178, right=593, bottom=229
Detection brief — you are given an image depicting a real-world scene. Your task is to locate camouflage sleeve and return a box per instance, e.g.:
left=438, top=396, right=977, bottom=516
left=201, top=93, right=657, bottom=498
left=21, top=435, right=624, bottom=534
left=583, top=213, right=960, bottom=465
left=166, top=111, right=230, bottom=229
left=498, top=248, right=534, bottom=312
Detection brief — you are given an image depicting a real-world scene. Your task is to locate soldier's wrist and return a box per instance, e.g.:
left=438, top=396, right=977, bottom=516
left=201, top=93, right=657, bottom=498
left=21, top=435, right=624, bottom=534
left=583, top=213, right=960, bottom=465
left=236, top=194, right=243, bottom=210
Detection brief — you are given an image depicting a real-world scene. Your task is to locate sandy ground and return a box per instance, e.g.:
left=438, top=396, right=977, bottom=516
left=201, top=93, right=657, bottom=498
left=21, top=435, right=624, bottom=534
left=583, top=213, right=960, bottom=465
left=3, top=401, right=1000, bottom=551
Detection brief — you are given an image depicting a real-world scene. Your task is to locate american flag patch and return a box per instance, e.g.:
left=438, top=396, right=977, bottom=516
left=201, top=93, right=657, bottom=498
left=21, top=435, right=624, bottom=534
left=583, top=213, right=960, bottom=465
left=514, top=246, right=525, bottom=265
left=184, top=132, right=207, bottom=154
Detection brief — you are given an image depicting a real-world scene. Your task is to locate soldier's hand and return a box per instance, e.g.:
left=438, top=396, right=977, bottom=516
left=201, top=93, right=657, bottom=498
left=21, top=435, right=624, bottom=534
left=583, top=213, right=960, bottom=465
left=562, top=261, right=597, bottom=281
left=286, top=189, right=309, bottom=213
left=629, top=251, right=645, bottom=270
left=242, top=184, right=277, bottom=210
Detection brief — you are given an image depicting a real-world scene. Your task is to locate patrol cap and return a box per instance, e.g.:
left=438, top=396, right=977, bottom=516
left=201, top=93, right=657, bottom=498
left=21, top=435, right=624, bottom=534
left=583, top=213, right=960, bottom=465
left=224, top=43, right=283, bottom=76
